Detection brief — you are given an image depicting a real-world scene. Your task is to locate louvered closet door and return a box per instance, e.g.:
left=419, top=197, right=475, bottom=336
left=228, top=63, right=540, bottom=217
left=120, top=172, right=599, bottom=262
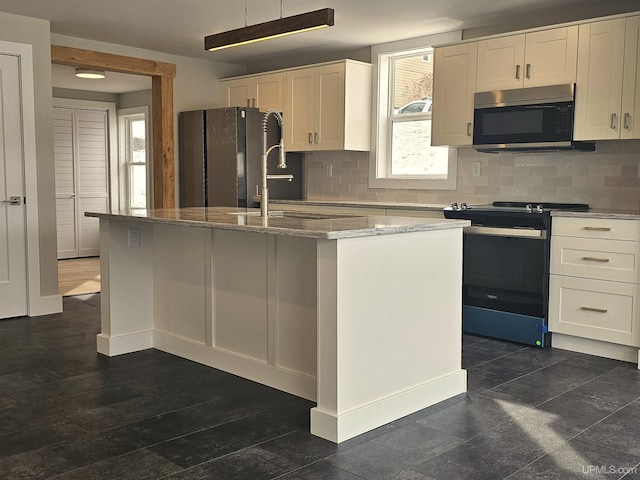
left=54, top=107, right=109, bottom=259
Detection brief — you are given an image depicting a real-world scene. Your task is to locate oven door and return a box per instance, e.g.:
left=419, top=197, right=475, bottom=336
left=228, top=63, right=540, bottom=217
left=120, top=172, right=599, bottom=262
left=462, top=226, right=550, bottom=347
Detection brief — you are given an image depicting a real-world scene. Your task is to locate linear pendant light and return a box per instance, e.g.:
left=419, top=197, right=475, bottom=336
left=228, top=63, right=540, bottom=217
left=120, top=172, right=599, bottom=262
left=205, top=7, right=334, bottom=52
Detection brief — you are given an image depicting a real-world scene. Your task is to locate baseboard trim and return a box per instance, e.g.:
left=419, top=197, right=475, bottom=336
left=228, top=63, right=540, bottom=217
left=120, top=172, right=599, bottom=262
left=96, top=330, right=153, bottom=356
left=310, top=369, right=467, bottom=443
left=552, top=333, right=639, bottom=365
left=153, top=330, right=317, bottom=401
left=28, top=294, right=63, bottom=316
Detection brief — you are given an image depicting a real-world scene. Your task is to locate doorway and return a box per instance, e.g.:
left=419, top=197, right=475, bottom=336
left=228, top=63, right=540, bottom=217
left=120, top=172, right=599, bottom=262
left=53, top=100, right=116, bottom=260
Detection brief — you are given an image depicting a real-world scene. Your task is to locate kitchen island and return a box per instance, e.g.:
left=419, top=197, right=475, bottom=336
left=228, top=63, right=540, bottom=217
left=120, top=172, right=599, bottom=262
left=86, top=207, right=469, bottom=443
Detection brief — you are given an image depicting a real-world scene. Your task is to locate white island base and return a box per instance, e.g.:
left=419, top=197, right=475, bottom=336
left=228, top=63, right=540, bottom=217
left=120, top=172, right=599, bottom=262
left=95, top=213, right=466, bottom=443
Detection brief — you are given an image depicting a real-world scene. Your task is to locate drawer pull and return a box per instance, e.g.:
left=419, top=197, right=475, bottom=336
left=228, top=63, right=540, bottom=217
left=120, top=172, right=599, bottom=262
left=582, top=256, right=610, bottom=263
left=583, top=226, right=611, bottom=232
left=581, top=306, right=608, bottom=314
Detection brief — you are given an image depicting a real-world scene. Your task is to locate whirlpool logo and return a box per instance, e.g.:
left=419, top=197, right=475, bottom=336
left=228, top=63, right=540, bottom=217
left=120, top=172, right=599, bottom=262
left=486, top=294, right=498, bottom=300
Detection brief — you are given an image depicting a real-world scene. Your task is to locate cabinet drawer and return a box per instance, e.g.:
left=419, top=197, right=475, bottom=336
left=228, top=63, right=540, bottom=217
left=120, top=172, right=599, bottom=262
left=552, top=216, right=640, bottom=240
left=550, top=236, right=640, bottom=282
left=548, top=275, right=639, bottom=346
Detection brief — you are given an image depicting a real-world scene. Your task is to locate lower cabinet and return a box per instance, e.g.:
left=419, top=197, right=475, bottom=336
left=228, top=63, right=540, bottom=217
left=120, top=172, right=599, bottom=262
left=549, top=216, right=640, bottom=348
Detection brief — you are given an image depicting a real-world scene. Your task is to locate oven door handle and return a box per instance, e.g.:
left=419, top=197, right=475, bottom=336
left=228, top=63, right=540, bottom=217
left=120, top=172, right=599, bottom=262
left=464, top=226, right=547, bottom=239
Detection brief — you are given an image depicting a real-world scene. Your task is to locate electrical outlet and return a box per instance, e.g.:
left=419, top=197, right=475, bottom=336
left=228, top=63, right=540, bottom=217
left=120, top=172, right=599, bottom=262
left=472, top=161, right=481, bottom=177
left=128, top=228, right=140, bottom=248
left=325, top=164, right=333, bottom=177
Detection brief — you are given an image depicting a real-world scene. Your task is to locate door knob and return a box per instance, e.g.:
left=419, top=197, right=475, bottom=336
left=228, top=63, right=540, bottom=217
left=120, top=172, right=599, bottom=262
left=1, top=196, right=22, bottom=205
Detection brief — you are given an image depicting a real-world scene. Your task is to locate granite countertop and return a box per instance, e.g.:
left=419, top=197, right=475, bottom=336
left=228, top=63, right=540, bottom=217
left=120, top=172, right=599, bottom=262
left=271, top=199, right=448, bottom=212
left=86, top=207, right=469, bottom=240
left=552, top=209, right=640, bottom=220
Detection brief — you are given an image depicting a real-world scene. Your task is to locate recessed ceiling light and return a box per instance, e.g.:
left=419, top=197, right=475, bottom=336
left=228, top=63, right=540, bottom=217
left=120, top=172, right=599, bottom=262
left=75, top=68, right=106, bottom=79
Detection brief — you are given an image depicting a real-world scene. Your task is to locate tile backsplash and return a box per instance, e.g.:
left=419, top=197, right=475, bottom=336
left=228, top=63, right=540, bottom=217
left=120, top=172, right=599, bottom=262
left=305, top=140, right=640, bottom=209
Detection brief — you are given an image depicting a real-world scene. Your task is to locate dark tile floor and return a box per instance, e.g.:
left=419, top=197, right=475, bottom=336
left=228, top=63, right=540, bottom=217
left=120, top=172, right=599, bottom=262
left=1, top=295, right=640, bottom=479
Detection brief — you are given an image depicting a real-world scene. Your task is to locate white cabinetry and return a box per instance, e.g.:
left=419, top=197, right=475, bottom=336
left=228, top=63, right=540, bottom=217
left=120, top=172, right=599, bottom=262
left=284, top=60, right=372, bottom=152
left=549, top=216, right=640, bottom=348
left=476, top=26, right=578, bottom=92
left=432, top=43, right=477, bottom=147
left=219, top=72, right=284, bottom=112
left=574, top=16, right=640, bottom=141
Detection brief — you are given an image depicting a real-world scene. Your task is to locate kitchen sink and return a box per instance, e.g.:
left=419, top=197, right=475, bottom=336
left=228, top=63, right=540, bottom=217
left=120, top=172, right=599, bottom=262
left=269, top=211, right=356, bottom=220
left=228, top=211, right=355, bottom=220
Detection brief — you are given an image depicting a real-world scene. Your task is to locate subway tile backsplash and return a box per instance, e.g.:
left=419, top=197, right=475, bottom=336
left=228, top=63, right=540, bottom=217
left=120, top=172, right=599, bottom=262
left=305, top=140, right=640, bottom=209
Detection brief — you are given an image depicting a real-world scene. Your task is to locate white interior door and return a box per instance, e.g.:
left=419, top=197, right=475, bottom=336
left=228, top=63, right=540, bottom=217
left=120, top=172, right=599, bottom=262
left=54, top=106, right=109, bottom=259
left=0, top=53, right=28, bottom=318
left=54, top=107, right=77, bottom=258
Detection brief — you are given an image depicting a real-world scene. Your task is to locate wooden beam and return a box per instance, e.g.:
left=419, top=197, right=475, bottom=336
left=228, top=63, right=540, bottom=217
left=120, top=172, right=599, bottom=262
left=152, top=75, right=175, bottom=209
left=51, top=45, right=175, bottom=77
left=51, top=45, right=177, bottom=209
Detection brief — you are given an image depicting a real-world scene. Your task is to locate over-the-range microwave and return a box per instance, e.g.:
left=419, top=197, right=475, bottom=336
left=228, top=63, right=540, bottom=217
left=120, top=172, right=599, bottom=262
left=472, top=83, right=595, bottom=153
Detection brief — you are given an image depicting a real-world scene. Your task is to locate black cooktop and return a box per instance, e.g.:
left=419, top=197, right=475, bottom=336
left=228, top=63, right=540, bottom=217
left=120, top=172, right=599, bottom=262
left=443, top=201, right=589, bottom=229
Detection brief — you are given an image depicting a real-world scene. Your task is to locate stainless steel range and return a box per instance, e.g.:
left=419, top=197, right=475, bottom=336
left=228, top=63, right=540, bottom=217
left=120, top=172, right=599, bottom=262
left=444, top=201, right=589, bottom=347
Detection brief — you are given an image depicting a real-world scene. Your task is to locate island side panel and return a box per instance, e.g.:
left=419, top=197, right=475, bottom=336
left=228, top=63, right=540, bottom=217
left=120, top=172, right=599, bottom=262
left=312, top=228, right=467, bottom=443
left=97, top=218, right=154, bottom=356
left=152, top=224, right=208, bottom=345
left=210, top=229, right=317, bottom=399
left=274, top=235, right=318, bottom=379
left=213, top=229, right=270, bottom=362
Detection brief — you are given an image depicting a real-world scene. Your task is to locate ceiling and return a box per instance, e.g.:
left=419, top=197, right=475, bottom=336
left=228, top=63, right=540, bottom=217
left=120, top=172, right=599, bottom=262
left=2, top=0, right=639, bottom=93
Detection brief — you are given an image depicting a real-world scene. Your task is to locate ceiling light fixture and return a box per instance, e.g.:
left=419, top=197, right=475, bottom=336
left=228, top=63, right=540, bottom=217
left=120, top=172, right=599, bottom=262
left=205, top=1, right=334, bottom=52
left=75, top=68, right=106, bottom=79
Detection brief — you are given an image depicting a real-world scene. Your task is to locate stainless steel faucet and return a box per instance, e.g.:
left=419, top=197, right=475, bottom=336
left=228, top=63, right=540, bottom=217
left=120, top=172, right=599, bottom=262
left=260, top=109, right=293, bottom=218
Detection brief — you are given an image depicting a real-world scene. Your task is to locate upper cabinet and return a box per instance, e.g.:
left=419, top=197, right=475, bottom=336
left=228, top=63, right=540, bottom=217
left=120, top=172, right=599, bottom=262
left=219, top=72, right=284, bottom=112
left=283, top=60, right=372, bottom=152
left=574, top=17, right=640, bottom=140
left=622, top=16, right=640, bottom=139
left=476, top=26, right=578, bottom=92
left=431, top=42, right=478, bottom=147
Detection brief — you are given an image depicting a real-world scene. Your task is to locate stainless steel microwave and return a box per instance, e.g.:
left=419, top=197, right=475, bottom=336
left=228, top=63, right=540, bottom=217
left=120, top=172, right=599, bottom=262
left=472, top=83, right=595, bottom=153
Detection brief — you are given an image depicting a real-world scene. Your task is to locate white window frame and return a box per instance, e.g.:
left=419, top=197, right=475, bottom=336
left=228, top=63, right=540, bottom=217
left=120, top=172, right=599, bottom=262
left=369, top=31, right=462, bottom=190
left=118, top=106, right=151, bottom=211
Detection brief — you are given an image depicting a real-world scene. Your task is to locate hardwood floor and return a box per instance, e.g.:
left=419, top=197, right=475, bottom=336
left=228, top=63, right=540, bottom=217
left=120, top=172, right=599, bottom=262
left=58, top=257, right=100, bottom=296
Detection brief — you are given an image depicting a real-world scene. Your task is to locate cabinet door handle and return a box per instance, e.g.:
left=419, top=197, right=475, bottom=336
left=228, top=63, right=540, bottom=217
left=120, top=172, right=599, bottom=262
left=308, top=132, right=313, bottom=144
left=466, top=122, right=472, bottom=136
left=583, top=226, right=611, bottom=232
left=582, top=256, right=610, bottom=263
left=525, top=63, right=531, bottom=79
left=581, top=306, right=608, bottom=314
left=314, top=132, right=319, bottom=144
left=515, top=64, right=521, bottom=80
left=611, top=113, right=618, bottom=130
left=623, top=113, right=631, bottom=130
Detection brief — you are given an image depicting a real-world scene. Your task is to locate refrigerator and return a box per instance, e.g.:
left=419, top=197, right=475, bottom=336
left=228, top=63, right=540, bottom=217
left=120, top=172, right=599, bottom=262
left=179, top=107, right=302, bottom=208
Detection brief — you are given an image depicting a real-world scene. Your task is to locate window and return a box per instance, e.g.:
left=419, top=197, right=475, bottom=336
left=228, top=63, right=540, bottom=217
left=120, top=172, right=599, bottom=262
left=369, top=32, right=461, bottom=190
left=118, top=107, right=150, bottom=211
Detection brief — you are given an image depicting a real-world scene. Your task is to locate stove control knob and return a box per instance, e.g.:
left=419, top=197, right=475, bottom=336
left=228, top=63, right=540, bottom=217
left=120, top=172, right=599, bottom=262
left=451, top=202, right=459, bottom=211
left=536, top=204, right=544, bottom=213
left=525, top=204, right=533, bottom=213
left=461, top=202, right=468, bottom=210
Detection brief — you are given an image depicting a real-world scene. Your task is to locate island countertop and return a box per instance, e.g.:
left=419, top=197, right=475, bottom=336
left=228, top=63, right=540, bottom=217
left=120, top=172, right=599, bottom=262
left=86, top=207, right=469, bottom=239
